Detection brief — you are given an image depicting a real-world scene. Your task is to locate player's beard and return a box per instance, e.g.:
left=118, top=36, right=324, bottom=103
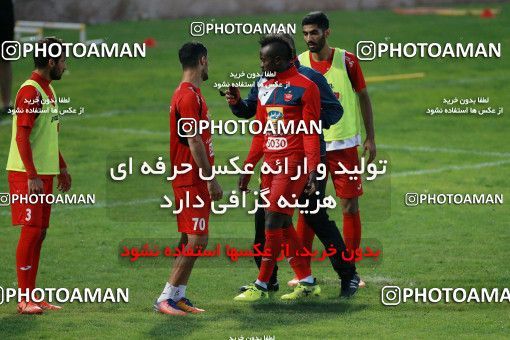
left=261, top=63, right=276, bottom=76
left=50, top=66, right=63, bottom=80
left=201, top=69, right=208, bottom=81
left=308, top=35, right=326, bottom=53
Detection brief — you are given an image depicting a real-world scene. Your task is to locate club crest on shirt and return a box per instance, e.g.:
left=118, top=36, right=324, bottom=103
left=284, top=91, right=293, bottom=102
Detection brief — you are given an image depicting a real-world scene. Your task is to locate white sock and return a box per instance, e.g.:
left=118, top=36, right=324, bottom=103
left=255, top=279, right=268, bottom=289
left=299, top=275, right=314, bottom=284
left=157, top=282, right=178, bottom=303
left=174, top=285, right=187, bottom=301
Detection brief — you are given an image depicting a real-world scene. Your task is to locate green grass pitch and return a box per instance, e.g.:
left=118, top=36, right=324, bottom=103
left=0, top=4, right=509, bottom=339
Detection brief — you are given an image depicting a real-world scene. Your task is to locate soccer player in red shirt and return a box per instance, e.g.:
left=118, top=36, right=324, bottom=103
left=6, top=37, right=71, bottom=314
left=295, top=12, right=377, bottom=288
left=234, top=35, right=322, bottom=302
left=153, top=42, right=223, bottom=315
left=0, top=0, right=14, bottom=115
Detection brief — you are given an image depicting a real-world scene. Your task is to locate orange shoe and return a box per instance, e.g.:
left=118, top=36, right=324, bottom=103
left=17, top=301, right=43, bottom=314
left=38, top=300, right=62, bottom=311
left=176, top=298, right=205, bottom=314
left=153, top=299, right=187, bottom=316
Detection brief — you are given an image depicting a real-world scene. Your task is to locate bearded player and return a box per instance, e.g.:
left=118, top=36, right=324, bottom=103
left=296, top=11, right=377, bottom=288
left=234, top=35, right=322, bottom=302
left=153, top=42, right=223, bottom=315
left=6, top=37, right=71, bottom=314
left=227, top=34, right=360, bottom=298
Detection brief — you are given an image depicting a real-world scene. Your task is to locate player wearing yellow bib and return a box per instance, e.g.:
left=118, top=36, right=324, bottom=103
left=6, top=37, right=71, bottom=314
left=289, top=12, right=376, bottom=288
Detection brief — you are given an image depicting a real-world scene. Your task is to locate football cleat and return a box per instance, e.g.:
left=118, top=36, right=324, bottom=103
left=38, top=300, right=62, bottom=311
left=234, top=283, right=269, bottom=302
left=281, top=280, right=321, bottom=300
left=175, top=298, right=205, bottom=314
left=340, top=273, right=360, bottom=298
left=153, top=299, right=187, bottom=316
left=239, top=281, right=279, bottom=293
left=17, top=301, right=43, bottom=314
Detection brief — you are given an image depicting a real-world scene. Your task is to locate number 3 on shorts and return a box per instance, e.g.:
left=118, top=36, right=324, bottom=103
left=192, top=217, right=205, bottom=231
left=25, top=208, right=32, bottom=222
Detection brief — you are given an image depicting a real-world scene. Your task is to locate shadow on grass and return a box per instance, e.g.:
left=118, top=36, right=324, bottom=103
left=148, top=312, right=204, bottom=337
left=0, top=313, right=40, bottom=337
left=147, top=299, right=368, bottom=337
left=249, top=300, right=369, bottom=313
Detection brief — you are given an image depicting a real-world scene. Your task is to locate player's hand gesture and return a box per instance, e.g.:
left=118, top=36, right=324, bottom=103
left=362, top=137, right=376, bottom=164
left=304, top=170, right=318, bottom=196
left=57, top=168, right=72, bottom=192
left=225, top=86, right=240, bottom=105
left=238, top=173, right=251, bottom=192
left=207, top=178, right=223, bottom=201
left=28, top=177, right=44, bottom=195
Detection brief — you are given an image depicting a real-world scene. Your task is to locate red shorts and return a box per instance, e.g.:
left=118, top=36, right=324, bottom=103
left=172, top=181, right=211, bottom=235
left=260, top=159, right=308, bottom=216
left=326, top=147, right=363, bottom=199
left=8, top=171, right=54, bottom=228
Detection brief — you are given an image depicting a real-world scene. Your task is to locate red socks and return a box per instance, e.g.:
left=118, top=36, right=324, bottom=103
left=29, top=231, right=44, bottom=289
left=258, top=229, right=283, bottom=283
left=282, top=225, right=311, bottom=280
left=343, top=211, right=362, bottom=252
left=16, top=226, right=43, bottom=296
left=258, top=226, right=313, bottom=282
left=296, top=214, right=315, bottom=269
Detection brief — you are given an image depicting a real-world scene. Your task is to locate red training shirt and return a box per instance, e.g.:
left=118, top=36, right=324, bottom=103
left=244, top=65, right=321, bottom=172
left=169, top=82, right=214, bottom=188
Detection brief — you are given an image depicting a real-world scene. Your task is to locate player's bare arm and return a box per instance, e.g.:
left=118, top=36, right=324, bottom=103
left=358, top=88, right=376, bottom=163
left=57, top=167, right=71, bottom=192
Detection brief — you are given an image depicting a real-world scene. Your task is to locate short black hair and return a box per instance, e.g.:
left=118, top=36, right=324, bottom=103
left=280, top=33, right=296, bottom=58
left=259, top=34, right=292, bottom=62
left=33, top=37, right=63, bottom=69
left=301, top=11, right=330, bottom=30
left=178, top=42, right=207, bottom=69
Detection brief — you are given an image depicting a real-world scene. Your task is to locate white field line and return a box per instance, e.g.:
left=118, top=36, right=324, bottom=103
left=0, top=197, right=162, bottom=216
left=61, top=123, right=510, bottom=157
left=379, top=144, right=510, bottom=158
left=0, top=108, right=154, bottom=126
left=2, top=118, right=509, bottom=215
left=1, top=158, right=509, bottom=217
left=391, top=159, right=510, bottom=177
left=64, top=125, right=248, bottom=139
left=62, top=125, right=510, bottom=150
